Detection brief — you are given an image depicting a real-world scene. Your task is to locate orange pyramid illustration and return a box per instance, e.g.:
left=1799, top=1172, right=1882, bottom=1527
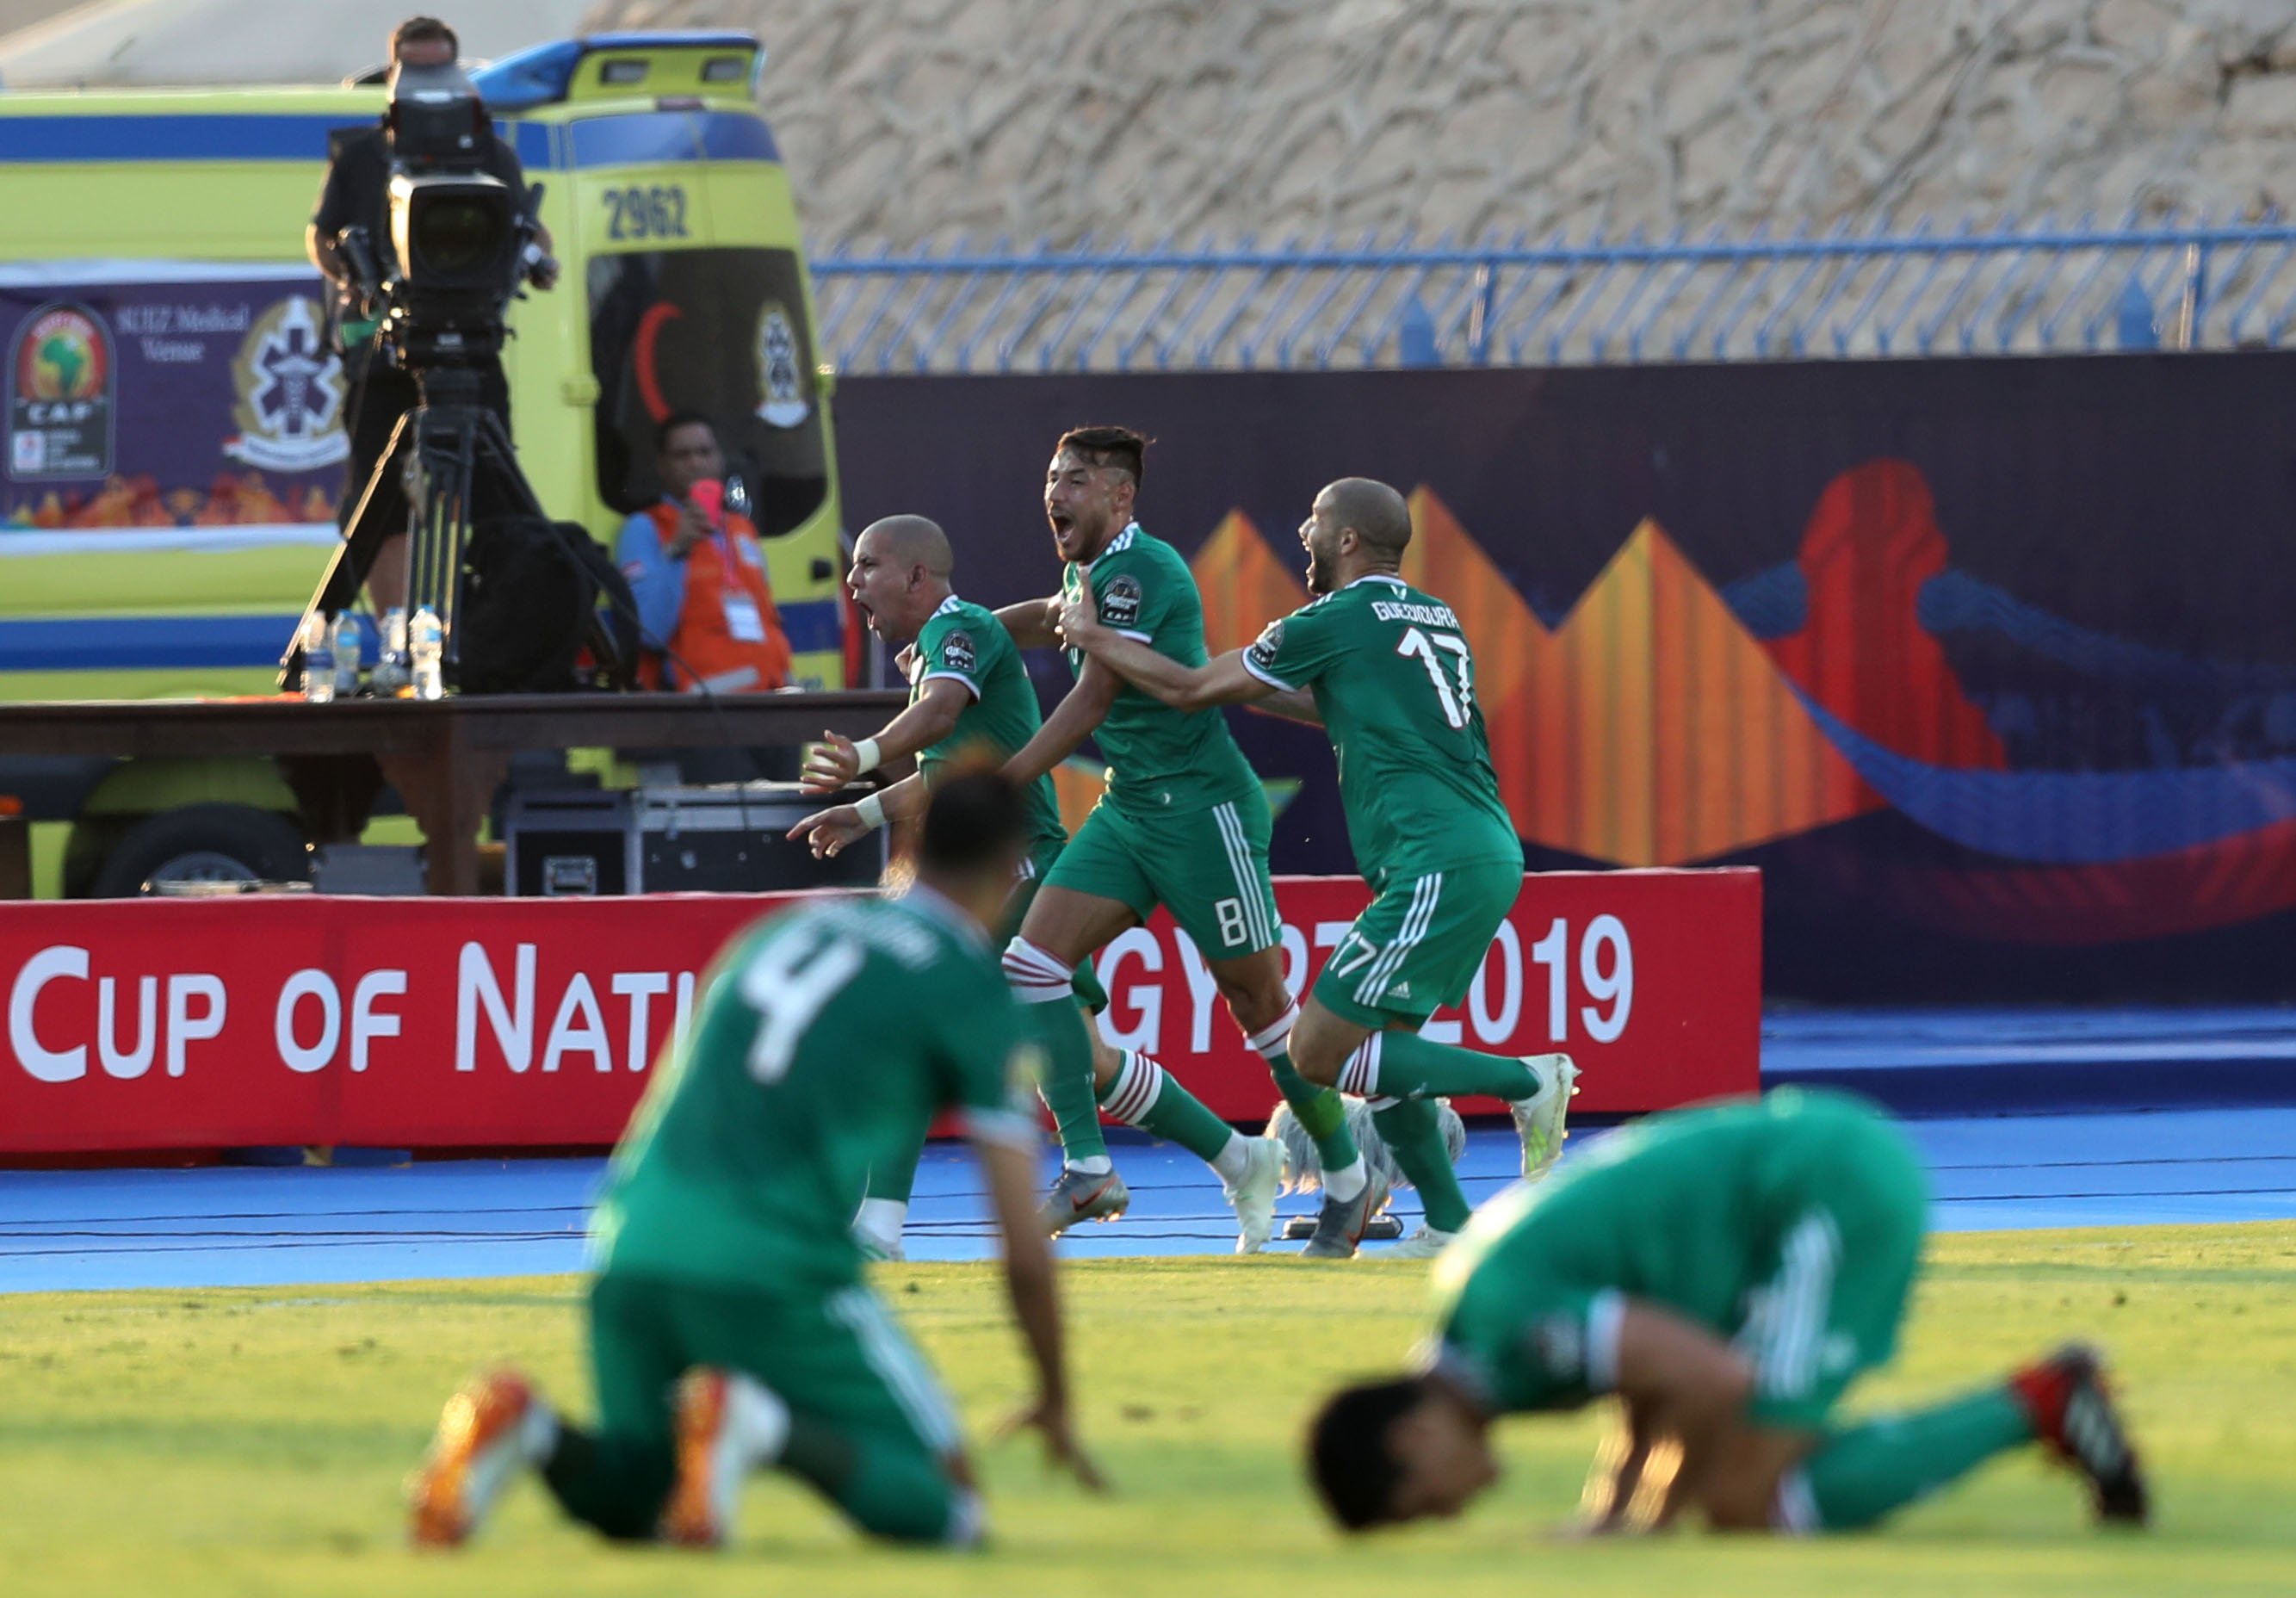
left=1193, top=509, right=1309, bottom=652
left=1528, top=517, right=1877, bottom=864
left=1189, top=491, right=1884, bottom=866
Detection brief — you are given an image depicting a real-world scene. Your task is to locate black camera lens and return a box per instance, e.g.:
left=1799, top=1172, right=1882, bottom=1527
left=416, top=197, right=503, bottom=274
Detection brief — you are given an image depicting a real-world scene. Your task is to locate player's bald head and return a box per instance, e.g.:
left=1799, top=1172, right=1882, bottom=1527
left=857, top=514, right=954, bottom=577
left=1317, top=478, right=1412, bottom=560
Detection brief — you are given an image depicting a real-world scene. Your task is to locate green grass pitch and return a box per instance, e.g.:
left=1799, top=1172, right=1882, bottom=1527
left=2, top=1223, right=2292, bottom=1596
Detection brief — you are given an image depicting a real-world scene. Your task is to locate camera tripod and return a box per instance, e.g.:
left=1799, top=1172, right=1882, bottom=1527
left=281, top=358, right=632, bottom=694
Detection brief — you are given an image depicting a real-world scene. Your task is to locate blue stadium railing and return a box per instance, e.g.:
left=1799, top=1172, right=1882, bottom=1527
left=809, top=215, right=2296, bottom=374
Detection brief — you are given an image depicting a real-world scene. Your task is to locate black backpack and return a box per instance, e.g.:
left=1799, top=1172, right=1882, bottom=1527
left=455, top=516, right=639, bottom=694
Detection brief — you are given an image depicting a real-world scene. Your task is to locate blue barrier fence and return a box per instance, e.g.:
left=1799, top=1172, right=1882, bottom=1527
left=810, top=216, right=2296, bottom=373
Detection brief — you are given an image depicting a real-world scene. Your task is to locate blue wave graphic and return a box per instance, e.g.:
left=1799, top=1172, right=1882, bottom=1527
left=1919, top=571, right=2296, bottom=694
left=1717, top=561, right=1808, bottom=639
left=1721, top=559, right=2296, bottom=697
left=1792, top=690, right=2296, bottom=864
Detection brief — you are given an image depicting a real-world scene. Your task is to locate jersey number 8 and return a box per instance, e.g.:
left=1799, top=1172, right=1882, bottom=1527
left=740, top=928, right=866, bottom=1083
left=1396, top=627, right=1476, bottom=730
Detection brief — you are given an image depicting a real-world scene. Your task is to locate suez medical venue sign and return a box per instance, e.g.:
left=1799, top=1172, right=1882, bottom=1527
left=0, top=872, right=1759, bottom=1153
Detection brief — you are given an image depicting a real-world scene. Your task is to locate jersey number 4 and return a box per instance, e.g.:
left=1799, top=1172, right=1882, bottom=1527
left=1396, top=627, right=1475, bottom=729
left=740, top=928, right=865, bottom=1083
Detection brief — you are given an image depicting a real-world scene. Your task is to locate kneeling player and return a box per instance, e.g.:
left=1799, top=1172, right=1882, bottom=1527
left=1308, top=1090, right=2147, bottom=1535
left=408, top=772, right=1100, bottom=1549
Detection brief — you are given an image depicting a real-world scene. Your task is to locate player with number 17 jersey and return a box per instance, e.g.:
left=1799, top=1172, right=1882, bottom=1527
left=1243, top=574, right=1522, bottom=1032
left=1243, top=575, right=1519, bottom=901
left=1058, top=477, right=1574, bottom=1259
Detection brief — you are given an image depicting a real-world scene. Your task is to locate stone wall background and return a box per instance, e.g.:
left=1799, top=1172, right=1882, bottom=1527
left=590, top=0, right=2296, bottom=249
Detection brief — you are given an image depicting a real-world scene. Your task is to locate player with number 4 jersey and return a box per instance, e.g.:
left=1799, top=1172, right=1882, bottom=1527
left=407, top=773, right=1100, bottom=1553
left=1060, top=477, right=1577, bottom=1258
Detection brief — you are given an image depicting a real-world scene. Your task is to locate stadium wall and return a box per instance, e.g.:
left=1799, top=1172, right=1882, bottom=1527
left=832, top=355, right=2296, bottom=1004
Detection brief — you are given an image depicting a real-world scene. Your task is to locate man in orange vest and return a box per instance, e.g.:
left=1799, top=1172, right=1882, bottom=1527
left=616, top=412, right=793, bottom=693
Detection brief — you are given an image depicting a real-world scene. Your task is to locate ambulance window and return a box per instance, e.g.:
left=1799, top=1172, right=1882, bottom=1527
left=702, top=57, right=746, bottom=82
left=599, top=59, right=648, bottom=86
left=587, top=247, right=828, bottom=537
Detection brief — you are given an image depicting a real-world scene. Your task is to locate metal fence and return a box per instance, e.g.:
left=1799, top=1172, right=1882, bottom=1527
left=809, top=216, right=2296, bottom=375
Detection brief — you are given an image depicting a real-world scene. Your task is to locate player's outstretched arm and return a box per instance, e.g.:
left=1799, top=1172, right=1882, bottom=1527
left=995, top=594, right=1065, bottom=649
left=1247, top=685, right=1325, bottom=726
left=799, top=678, right=969, bottom=794
left=1000, top=656, right=1122, bottom=786
left=784, top=772, right=928, bottom=858
left=1058, top=598, right=1272, bottom=711
left=976, top=1134, right=1105, bottom=1491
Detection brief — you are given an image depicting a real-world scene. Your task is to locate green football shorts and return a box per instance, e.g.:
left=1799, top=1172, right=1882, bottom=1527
left=1312, top=860, right=1521, bottom=1028
left=1738, top=1115, right=1927, bottom=1428
left=1011, top=837, right=1108, bottom=1010
left=1042, top=791, right=1281, bottom=959
left=589, top=1270, right=961, bottom=1467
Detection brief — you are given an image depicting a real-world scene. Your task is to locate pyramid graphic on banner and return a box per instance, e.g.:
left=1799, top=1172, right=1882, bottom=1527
left=1191, top=490, right=1878, bottom=865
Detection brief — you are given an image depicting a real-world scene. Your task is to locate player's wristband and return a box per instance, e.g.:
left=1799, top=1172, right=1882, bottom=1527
left=855, top=790, right=887, bottom=830
left=852, top=736, right=884, bottom=775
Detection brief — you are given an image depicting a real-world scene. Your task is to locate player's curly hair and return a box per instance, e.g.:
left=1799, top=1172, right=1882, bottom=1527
left=1306, top=1377, right=1426, bottom=1531
left=1055, top=424, right=1148, bottom=489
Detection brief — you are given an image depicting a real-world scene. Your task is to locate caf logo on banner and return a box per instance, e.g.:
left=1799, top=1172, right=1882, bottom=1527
left=754, top=300, right=809, bottom=429
left=8, top=302, right=115, bottom=480
left=225, top=296, right=347, bottom=473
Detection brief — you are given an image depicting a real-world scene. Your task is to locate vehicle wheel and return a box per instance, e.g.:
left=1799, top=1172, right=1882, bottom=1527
left=84, top=804, right=312, bottom=897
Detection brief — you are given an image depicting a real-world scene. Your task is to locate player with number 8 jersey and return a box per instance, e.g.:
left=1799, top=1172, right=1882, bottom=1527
left=1060, top=477, right=1579, bottom=1259
left=989, top=427, right=1380, bottom=1259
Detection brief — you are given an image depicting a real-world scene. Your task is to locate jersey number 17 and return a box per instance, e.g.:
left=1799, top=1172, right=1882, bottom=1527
left=1396, top=627, right=1476, bottom=729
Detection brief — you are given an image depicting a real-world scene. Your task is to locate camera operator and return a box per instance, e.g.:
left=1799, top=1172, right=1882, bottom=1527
left=306, top=15, right=558, bottom=611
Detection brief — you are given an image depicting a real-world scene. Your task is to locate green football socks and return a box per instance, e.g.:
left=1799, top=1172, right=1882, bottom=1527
left=1786, top=1386, right=2034, bottom=1531
left=1372, top=1098, right=1475, bottom=1233
left=1268, top=1050, right=1360, bottom=1174
left=1098, top=1049, right=1237, bottom=1166
left=1030, top=999, right=1111, bottom=1168
left=1342, top=1030, right=1544, bottom=1102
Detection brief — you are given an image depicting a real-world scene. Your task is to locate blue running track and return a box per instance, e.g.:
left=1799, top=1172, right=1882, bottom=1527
left=5, top=1107, right=2294, bottom=1294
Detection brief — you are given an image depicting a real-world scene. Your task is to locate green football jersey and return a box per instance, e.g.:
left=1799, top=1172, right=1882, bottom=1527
left=911, top=594, right=1066, bottom=849
left=1061, top=523, right=1261, bottom=813
left=1428, top=1090, right=1927, bottom=1415
left=1242, top=573, right=1520, bottom=889
left=590, top=889, right=1041, bottom=1293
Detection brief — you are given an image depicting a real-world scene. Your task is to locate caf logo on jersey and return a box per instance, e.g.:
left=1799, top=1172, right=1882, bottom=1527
left=754, top=301, right=809, bottom=429
left=7, top=302, right=114, bottom=479
left=1100, top=574, right=1143, bottom=629
left=225, top=296, right=347, bottom=473
left=940, top=629, right=978, bottom=675
left=1249, top=618, right=1285, bottom=667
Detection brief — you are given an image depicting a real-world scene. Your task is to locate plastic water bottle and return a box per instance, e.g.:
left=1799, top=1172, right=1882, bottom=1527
left=330, top=613, right=362, bottom=697
left=300, top=612, right=336, bottom=703
left=409, top=606, right=446, bottom=701
left=372, top=607, right=411, bottom=695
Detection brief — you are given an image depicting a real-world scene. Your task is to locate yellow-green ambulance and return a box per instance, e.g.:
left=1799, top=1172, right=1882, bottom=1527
left=0, top=30, right=847, bottom=895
